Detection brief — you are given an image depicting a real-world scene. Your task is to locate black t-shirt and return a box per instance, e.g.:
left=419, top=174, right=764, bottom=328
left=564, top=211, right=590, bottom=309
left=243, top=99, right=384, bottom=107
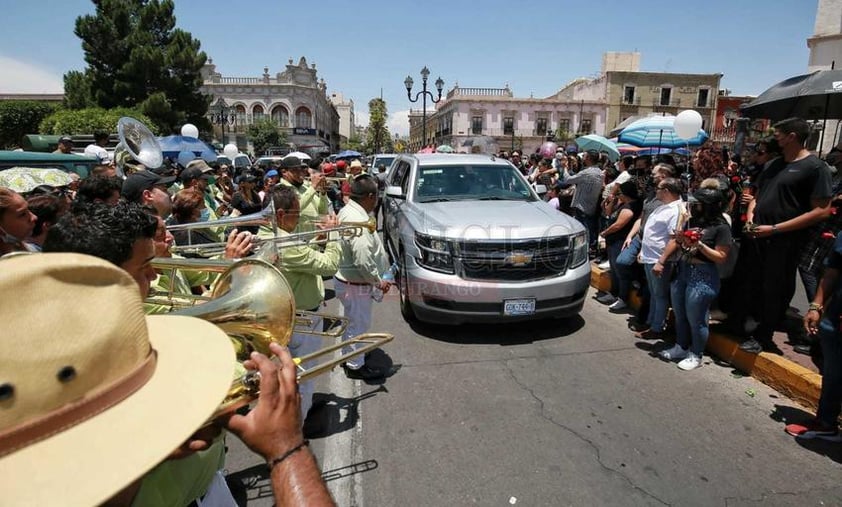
left=688, top=217, right=732, bottom=264
left=753, top=154, right=832, bottom=226
left=604, top=200, right=642, bottom=244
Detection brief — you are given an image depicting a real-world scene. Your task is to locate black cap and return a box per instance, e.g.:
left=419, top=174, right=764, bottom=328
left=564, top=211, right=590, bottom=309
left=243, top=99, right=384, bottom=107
left=691, top=187, right=723, bottom=205
left=121, top=171, right=176, bottom=202
left=281, top=156, right=306, bottom=170
left=180, top=166, right=208, bottom=183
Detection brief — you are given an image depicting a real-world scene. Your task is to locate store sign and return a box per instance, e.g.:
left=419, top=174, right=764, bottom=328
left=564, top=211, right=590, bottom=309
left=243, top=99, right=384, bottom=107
left=293, top=128, right=317, bottom=135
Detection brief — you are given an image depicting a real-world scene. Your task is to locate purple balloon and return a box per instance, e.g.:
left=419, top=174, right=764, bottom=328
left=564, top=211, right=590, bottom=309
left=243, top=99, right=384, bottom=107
left=539, top=142, right=558, bottom=159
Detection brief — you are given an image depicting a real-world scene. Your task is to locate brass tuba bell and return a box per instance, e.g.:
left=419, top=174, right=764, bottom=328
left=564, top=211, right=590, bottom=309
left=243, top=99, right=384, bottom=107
left=114, top=117, right=164, bottom=178
left=168, top=258, right=296, bottom=360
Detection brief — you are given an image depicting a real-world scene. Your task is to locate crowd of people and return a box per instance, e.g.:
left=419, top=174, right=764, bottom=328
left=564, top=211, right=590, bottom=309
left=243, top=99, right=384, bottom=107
left=501, top=117, right=842, bottom=440
left=0, top=147, right=397, bottom=505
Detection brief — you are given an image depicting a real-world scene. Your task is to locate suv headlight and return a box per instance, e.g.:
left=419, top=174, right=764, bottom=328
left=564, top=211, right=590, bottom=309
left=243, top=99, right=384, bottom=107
left=415, top=233, right=455, bottom=274
left=568, top=231, right=588, bottom=268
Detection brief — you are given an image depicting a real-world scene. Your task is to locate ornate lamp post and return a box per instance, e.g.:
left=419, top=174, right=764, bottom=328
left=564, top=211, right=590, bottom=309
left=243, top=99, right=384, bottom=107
left=405, top=66, right=444, bottom=150
left=208, top=97, right=235, bottom=146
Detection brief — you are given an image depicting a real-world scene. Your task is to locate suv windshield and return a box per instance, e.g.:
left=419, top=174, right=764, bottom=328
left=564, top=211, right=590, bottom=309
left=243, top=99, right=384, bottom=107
left=415, top=165, right=535, bottom=203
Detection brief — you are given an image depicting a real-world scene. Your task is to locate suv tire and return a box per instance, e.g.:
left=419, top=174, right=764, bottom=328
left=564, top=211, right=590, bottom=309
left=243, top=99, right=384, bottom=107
left=397, top=249, right=417, bottom=322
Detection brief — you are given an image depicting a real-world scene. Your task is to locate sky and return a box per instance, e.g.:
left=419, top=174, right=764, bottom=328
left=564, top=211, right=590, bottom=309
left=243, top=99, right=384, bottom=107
left=1, top=0, right=820, bottom=136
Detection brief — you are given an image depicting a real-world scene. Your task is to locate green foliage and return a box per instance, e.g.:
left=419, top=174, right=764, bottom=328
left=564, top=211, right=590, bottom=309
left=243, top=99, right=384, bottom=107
left=0, top=101, right=60, bottom=149
left=39, top=107, right=157, bottom=136
left=341, top=135, right=365, bottom=153
left=63, top=71, right=95, bottom=109
left=69, top=0, right=211, bottom=134
left=247, top=119, right=286, bottom=156
left=366, top=98, right=391, bottom=154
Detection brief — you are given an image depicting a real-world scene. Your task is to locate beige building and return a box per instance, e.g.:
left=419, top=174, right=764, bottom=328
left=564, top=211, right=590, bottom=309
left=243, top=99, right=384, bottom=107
left=557, top=52, right=722, bottom=136
left=329, top=92, right=355, bottom=143
left=808, top=0, right=842, bottom=153
left=200, top=57, right=340, bottom=154
left=408, top=85, right=606, bottom=153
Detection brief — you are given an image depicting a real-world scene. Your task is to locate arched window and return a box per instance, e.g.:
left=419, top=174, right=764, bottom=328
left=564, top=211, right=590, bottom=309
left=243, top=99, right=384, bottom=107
left=271, top=106, right=289, bottom=127
left=295, top=107, right=312, bottom=128
left=234, top=104, right=246, bottom=125
left=253, top=104, right=265, bottom=123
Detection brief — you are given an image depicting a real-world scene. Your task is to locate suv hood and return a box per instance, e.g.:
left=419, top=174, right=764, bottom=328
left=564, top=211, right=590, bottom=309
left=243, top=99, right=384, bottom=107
left=412, top=200, right=582, bottom=240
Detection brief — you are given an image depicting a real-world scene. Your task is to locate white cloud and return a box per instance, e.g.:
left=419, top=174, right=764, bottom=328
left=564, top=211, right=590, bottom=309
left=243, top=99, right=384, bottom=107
left=355, top=109, right=410, bottom=139
left=0, top=55, right=64, bottom=93
left=388, top=110, right=410, bottom=137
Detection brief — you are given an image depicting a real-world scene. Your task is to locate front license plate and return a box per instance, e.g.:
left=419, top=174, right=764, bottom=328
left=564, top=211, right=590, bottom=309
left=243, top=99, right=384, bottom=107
left=503, top=298, right=536, bottom=316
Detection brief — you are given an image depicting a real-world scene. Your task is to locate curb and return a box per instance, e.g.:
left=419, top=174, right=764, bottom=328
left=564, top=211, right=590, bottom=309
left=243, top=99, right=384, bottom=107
left=590, top=262, right=822, bottom=412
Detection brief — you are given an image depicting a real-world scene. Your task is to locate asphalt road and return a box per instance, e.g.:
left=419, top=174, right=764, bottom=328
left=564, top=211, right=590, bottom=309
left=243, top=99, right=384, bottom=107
left=225, top=283, right=842, bottom=506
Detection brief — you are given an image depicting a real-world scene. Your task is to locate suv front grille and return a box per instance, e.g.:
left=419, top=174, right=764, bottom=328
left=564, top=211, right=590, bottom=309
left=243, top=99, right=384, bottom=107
left=453, top=237, right=570, bottom=282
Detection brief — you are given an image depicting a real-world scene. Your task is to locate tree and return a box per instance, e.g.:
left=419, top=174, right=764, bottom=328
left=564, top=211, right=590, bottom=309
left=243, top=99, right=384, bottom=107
left=68, top=0, right=210, bottom=134
left=0, top=101, right=60, bottom=149
left=366, top=98, right=391, bottom=155
left=247, top=119, right=286, bottom=156
left=39, top=107, right=157, bottom=136
left=341, top=134, right=365, bottom=153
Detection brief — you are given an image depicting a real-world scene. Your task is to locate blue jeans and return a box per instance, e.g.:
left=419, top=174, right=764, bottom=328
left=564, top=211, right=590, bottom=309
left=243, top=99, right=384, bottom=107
left=644, top=263, right=672, bottom=332
left=607, top=239, right=630, bottom=300
left=816, top=325, right=842, bottom=425
left=573, top=209, right=599, bottom=249
left=671, top=261, right=720, bottom=355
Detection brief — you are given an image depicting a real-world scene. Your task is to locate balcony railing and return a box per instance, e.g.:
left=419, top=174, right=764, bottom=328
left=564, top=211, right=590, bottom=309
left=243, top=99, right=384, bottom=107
left=447, top=87, right=513, bottom=98
left=217, top=77, right=262, bottom=84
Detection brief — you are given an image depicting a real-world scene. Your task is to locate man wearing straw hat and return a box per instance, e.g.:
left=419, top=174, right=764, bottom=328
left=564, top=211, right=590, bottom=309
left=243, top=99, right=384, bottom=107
left=0, top=253, right=334, bottom=506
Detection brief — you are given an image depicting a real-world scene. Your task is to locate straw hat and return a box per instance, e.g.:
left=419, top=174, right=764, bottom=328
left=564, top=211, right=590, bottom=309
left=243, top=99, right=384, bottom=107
left=0, top=253, right=236, bottom=506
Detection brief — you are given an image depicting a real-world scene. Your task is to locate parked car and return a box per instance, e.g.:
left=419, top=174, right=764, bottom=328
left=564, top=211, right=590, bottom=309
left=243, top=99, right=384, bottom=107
left=217, top=154, right=251, bottom=172
left=0, top=151, right=100, bottom=178
left=255, top=156, right=285, bottom=171
left=369, top=153, right=398, bottom=173
left=381, top=153, right=590, bottom=324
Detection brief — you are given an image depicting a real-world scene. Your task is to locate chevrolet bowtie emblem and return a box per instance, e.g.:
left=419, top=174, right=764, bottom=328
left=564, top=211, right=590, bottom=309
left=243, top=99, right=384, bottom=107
left=505, top=252, right=533, bottom=266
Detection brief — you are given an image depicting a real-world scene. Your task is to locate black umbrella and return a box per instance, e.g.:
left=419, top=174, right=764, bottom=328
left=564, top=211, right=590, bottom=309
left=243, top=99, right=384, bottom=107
left=740, top=69, right=842, bottom=120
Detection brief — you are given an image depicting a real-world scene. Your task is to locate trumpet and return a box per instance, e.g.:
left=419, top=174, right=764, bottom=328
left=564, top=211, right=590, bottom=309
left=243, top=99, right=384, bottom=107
left=168, top=216, right=377, bottom=258
left=147, top=257, right=393, bottom=420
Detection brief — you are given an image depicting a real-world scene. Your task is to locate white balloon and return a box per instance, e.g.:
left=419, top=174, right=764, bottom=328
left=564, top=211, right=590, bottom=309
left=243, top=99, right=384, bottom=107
left=674, top=110, right=703, bottom=140
left=223, top=143, right=239, bottom=159
left=181, top=123, right=199, bottom=138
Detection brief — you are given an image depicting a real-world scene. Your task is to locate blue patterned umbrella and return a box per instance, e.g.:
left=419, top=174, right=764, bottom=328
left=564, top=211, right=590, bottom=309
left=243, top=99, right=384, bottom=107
left=618, top=115, right=708, bottom=148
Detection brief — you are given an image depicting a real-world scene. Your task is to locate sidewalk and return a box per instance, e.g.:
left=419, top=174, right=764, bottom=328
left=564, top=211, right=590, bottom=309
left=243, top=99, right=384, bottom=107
left=590, top=262, right=823, bottom=413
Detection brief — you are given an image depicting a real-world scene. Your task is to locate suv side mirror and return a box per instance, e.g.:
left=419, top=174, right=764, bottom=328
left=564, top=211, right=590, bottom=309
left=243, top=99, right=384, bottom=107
left=385, top=185, right=405, bottom=199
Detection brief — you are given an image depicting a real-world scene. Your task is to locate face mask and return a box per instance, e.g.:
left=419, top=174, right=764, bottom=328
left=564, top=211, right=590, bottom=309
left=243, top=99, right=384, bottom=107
left=291, top=180, right=304, bottom=188
left=199, top=208, right=211, bottom=222
left=207, top=176, right=217, bottom=186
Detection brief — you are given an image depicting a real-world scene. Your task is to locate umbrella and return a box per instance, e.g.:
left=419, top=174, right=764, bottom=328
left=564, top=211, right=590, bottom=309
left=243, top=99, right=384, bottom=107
left=0, top=167, right=74, bottom=193
left=607, top=113, right=670, bottom=138
left=436, top=144, right=454, bottom=153
left=618, top=115, right=708, bottom=148
left=740, top=69, right=842, bottom=121
left=284, top=151, right=312, bottom=161
left=157, top=135, right=216, bottom=158
left=574, top=134, right=620, bottom=161
left=335, top=150, right=362, bottom=159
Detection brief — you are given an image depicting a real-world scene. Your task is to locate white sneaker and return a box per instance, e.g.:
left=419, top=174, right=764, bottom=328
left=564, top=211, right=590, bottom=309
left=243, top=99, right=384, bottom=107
left=597, top=261, right=610, bottom=270
left=608, top=299, right=627, bottom=311
left=677, top=353, right=702, bottom=371
left=659, top=344, right=689, bottom=361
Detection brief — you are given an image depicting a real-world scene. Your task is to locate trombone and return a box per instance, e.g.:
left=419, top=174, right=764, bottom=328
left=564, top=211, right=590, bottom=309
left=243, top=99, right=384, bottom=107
left=167, top=216, right=376, bottom=258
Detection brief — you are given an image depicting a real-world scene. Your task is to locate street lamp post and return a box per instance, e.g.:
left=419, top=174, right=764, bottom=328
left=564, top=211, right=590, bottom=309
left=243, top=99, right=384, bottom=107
left=208, top=98, right=235, bottom=146
left=405, top=66, right=444, bottom=151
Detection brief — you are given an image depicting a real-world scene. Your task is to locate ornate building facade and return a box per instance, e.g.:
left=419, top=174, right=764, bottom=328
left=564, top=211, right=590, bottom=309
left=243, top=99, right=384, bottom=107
left=200, top=57, right=340, bottom=155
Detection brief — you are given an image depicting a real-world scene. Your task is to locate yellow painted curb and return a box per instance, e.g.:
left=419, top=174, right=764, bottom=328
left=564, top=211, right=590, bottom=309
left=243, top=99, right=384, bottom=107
left=591, top=264, right=822, bottom=411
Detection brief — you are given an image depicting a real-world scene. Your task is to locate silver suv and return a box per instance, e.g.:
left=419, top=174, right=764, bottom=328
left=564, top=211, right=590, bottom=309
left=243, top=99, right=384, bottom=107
left=382, top=153, right=590, bottom=324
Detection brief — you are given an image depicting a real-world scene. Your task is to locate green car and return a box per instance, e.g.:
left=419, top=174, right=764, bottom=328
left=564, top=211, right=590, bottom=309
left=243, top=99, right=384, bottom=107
left=0, top=151, right=101, bottom=178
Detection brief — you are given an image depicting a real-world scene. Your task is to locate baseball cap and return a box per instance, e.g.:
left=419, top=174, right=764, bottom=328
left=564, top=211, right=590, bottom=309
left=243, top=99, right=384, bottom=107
left=185, top=159, right=213, bottom=174
left=265, top=169, right=279, bottom=178
left=58, top=136, right=73, bottom=144
left=180, top=166, right=209, bottom=184
left=121, top=171, right=177, bottom=202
